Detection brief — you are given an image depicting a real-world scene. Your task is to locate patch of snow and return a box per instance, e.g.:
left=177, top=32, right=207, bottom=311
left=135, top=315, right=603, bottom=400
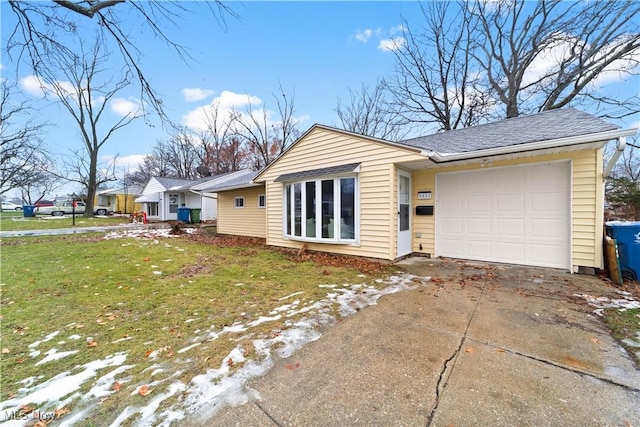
left=68, top=334, right=82, bottom=340
left=34, top=349, right=79, bottom=366
left=0, top=353, right=127, bottom=416
left=5, top=273, right=428, bottom=426
left=111, top=336, right=134, bottom=344
left=28, top=331, right=60, bottom=348
left=278, top=291, right=304, bottom=301
left=574, top=292, right=640, bottom=315
left=247, top=315, right=282, bottom=327
left=177, top=343, right=201, bottom=354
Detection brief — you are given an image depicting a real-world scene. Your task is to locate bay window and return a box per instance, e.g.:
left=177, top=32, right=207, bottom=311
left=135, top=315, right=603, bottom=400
left=284, top=175, right=357, bottom=243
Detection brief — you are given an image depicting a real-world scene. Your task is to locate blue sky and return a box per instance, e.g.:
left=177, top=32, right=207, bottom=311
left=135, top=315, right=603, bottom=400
left=1, top=1, right=638, bottom=198
left=2, top=1, right=423, bottom=179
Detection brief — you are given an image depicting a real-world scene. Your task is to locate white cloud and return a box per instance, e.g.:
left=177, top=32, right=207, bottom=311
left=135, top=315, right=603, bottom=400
left=182, top=90, right=262, bottom=131
left=355, top=29, right=373, bottom=43
left=19, top=75, right=76, bottom=98
left=101, top=153, right=147, bottom=170
left=181, top=88, right=216, bottom=102
left=378, top=37, right=406, bottom=52
left=110, top=98, right=142, bottom=117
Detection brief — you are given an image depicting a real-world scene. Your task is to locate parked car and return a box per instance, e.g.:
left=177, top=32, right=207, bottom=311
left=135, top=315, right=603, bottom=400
left=36, top=201, right=113, bottom=216
left=1, top=202, right=23, bottom=211
left=34, top=199, right=55, bottom=208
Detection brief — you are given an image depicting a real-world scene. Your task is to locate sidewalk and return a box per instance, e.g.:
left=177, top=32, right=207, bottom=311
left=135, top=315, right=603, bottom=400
left=188, top=259, right=640, bottom=426
left=0, top=222, right=170, bottom=238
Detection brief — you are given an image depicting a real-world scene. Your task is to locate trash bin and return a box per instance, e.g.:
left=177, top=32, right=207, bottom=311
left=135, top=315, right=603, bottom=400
left=22, top=205, right=36, bottom=218
left=606, top=221, right=640, bottom=280
left=177, top=207, right=191, bottom=223
left=190, top=208, right=202, bottom=223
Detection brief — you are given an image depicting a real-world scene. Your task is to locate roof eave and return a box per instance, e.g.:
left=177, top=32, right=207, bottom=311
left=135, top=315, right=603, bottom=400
left=426, top=128, right=638, bottom=163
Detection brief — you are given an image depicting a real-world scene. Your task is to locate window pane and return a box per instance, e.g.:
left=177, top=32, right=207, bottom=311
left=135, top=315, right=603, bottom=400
left=340, top=178, right=355, bottom=239
left=285, top=185, right=291, bottom=235
left=294, top=183, right=302, bottom=236
left=305, top=181, right=316, bottom=237
left=399, top=175, right=410, bottom=231
left=321, top=180, right=334, bottom=238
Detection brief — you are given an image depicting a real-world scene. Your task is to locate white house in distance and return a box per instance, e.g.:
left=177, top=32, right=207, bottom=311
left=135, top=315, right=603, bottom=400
left=135, top=176, right=216, bottom=222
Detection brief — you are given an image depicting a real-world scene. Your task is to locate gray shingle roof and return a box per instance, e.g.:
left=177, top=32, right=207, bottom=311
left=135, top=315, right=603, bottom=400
left=398, top=108, right=619, bottom=153
left=274, top=163, right=361, bottom=182
left=194, top=169, right=260, bottom=192
left=154, top=176, right=211, bottom=191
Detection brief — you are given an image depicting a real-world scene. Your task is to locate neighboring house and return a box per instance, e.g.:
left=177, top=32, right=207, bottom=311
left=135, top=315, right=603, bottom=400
left=214, top=108, right=637, bottom=273
left=135, top=177, right=212, bottom=221
left=191, top=169, right=265, bottom=237
left=95, top=186, right=144, bottom=214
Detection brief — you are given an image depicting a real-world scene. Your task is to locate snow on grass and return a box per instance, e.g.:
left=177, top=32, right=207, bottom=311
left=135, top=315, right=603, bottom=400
left=1, top=272, right=429, bottom=426
left=103, top=228, right=196, bottom=240
left=34, top=349, right=79, bottom=366
left=0, top=353, right=128, bottom=421
left=574, top=289, right=640, bottom=316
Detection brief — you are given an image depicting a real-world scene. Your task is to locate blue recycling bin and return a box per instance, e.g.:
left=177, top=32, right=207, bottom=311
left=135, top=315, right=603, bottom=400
left=606, top=221, right=640, bottom=280
left=177, top=207, right=191, bottom=223
left=22, top=205, right=36, bottom=218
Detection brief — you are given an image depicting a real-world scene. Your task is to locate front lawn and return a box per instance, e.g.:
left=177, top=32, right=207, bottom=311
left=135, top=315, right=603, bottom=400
left=0, top=228, right=406, bottom=425
left=0, top=212, right=130, bottom=231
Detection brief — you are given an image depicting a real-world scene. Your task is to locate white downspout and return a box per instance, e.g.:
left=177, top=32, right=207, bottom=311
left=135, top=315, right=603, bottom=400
left=603, top=136, right=626, bottom=178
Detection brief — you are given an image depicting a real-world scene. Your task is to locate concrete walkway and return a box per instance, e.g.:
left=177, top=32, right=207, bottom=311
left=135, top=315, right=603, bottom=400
left=191, top=258, right=640, bottom=426
left=0, top=222, right=170, bottom=238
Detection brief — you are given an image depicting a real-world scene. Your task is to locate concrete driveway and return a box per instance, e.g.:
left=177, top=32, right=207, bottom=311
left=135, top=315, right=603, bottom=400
left=194, top=258, right=640, bottom=426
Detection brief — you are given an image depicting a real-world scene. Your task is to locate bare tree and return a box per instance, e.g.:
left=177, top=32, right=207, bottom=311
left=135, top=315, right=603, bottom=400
left=335, top=80, right=410, bottom=140
left=156, top=130, right=201, bottom=179
left=470, top=0, right=640, bottom=119
left=58, top=147, right=120, bottom=196
left=386, top=0, right=640, bottom=129
left=5, top=1, right=237, bottom=123
left=386, top=2, right=492, bottom=131
left=232, top=85, right=300, bottom=169
left=31, top=36, right=141, bottom=216
left=0, top=81, right=50, bottom=194
left=196, top=101, right=237, bottom=175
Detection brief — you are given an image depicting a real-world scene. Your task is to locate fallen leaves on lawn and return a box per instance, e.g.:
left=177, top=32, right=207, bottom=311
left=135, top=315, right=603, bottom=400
left=2, top=348, right=10, bottom=354
left=285, top=362, right=301, bottom=370
left=138, top=385, right=153, bottom=396
left=54, top=407, right=70, bottom=418
left=87, top=339, right=98, bottom=348
left=112, top=382, right=123, bottom=392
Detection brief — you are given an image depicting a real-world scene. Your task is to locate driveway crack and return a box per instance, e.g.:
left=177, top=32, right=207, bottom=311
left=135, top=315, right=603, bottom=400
left=426, top=279, right=488, bottom=426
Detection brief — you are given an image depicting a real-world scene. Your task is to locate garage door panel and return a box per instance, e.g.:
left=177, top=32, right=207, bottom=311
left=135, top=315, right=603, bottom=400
left=531, top=192, right=567, bottom=212
left=468, top=196, right=491, bottom=212
left=496, top=168, right=525, bottom=190
left=466, top=171, right=492, bottom=192
left=496, top=242, right=525, bottom=262
left=468, top=218, right=492, bottom=235
left=468, top=240, right=493, bottom=258
left=531, top=218, right=565, bottom=238
left=528, top=244, right=567, bottom=268
left=440, top=195, right=463, bottom=212
left=441, top=217, right=463, bottom=234
left=436, top=162, right=570, bottom=269
left=440, top=239, right=463, bottom=255
left=497, top=194, right=525, bottom=213
left=496, top=218, right=526, bottom=237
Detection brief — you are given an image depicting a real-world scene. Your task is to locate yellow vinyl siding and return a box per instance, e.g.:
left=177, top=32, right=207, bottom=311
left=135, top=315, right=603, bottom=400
left=259, top=127, right=423, bottom=260
left=411, top=148, right=604, bottom=269
left=217, top=187, right=266, bottom=238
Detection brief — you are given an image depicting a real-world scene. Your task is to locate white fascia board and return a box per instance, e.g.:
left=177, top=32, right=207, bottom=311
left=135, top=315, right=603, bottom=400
left=423, top=128, right=638, bottom=163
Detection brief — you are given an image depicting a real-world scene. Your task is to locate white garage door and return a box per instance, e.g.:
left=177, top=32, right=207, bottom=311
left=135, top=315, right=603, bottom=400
left=435, top=161, right=570, bottom=269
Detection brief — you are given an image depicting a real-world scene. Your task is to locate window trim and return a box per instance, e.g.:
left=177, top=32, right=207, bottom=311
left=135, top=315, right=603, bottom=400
left=281, top=173, right=358, bottom=244
left=258, top=194, right=266, bottom=208
left=234, top=196, right=245, bottom=209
